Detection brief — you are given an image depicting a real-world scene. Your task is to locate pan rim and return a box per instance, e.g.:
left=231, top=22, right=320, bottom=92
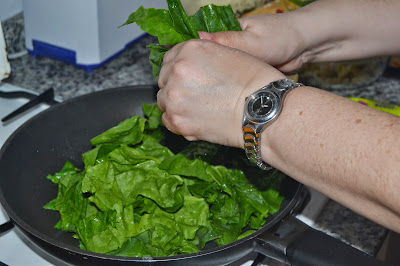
left=0, top=85, right=303, bottom=263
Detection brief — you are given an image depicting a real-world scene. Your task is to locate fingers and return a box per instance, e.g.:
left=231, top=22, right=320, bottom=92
left=275, top=58, right=305, bottom=74
left=157, top=42, right=185, bottom=117
left=157, top=73, right=191, bottom=137
left=158, top=42, right=184, bottom=89
left=160, top=105, right=199, bottom=141
left=162, top=42, right=182, bottom=64
left=156, top=88, right=165, bottom=112
left=157, top=70, right=199, bottom=141
left=157, top=62, right=169, bottom=89
left=160, top=112, right=175, bottom=133
left=198, top=30, right=251, bottom=52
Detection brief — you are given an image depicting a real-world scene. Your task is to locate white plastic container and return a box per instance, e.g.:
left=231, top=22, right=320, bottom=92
left=23, top=0, right=167, bottom=72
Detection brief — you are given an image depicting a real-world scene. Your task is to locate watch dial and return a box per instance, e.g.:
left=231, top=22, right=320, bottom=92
left=246, top=90, right=280, bottom=122
left=253, top=95, right=273, bottom=116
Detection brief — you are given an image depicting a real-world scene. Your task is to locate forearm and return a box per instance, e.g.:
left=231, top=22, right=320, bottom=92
left=262, top=86, right=400, bottom=232
left=157, top=38, right=400, bottom=232
left=292, top=0, right=400, bottom=62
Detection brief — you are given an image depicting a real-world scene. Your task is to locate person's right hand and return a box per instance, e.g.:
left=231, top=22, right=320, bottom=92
left=198, top=13, right=307, bottom=73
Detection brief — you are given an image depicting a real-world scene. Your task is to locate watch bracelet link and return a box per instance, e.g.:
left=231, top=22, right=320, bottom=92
left=243, top=78, right=303, bottom=170
left=243, top=124, right=272, bottom=170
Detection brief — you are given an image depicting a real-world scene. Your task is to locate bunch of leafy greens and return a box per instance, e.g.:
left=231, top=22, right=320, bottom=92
left=44, top=103, right=285, bottom=257
left=120, top=0, right=242, bottom=77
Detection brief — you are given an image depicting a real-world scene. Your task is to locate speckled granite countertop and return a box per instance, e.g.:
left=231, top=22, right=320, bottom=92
left=2, top=13, right=400, bottom=258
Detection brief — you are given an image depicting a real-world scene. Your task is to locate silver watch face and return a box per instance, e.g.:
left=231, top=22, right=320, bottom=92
left=246, top=90, right=281, bottom=123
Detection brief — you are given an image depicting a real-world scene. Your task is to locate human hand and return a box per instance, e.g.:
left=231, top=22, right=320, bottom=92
left=197, top=13, right=307, bottom=73
left=157, top=39, right=286, bottom=148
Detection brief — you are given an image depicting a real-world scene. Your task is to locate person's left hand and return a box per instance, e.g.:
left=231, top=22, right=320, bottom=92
left=157, top=39, right=286, bottom=148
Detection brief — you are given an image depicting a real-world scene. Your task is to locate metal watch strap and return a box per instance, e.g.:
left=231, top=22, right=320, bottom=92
left=244, top=125, right=269, bottom=170
left=243, top=79, right=303, bottom=170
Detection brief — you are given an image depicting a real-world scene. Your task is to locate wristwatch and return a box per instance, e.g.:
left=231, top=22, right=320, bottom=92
left=243, top=78, right=303, bottom=170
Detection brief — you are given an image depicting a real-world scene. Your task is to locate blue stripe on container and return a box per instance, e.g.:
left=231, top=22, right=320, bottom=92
left=27, top=33, right=148, bottom=72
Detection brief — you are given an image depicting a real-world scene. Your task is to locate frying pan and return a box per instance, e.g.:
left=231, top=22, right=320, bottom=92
left=0, top=85, right=387, bottom=265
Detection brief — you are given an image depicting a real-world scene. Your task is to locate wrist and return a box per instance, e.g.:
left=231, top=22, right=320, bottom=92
left=242, top=78, right=304, bottom=170
left=289, top=0, right=381, bottom=64
left=260, top=85, right=315, bottom=170
left=235, top=70, right=286, bottom=149
left=288, top=0, right=350, bottom=64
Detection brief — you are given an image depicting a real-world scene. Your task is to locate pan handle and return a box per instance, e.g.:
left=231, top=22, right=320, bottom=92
left=253, top=214, right=388, bottom=266
left=0, top=221, right=14, bottom=237
left=1, top=88, right=59, bottom=123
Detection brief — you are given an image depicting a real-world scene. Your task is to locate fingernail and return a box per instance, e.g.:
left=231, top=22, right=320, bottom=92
left=198, top=31, right=214, bottom=40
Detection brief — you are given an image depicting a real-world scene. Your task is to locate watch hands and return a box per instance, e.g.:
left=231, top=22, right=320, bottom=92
left=255, top=97, right=270, bottom=114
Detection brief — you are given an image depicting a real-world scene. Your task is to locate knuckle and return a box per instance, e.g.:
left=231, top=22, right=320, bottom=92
left=182, top=39, right=205, bottom=51
left=163, top=49, right=174, bottom=63
left=161, top=113, right=173, bottom=131
left=163, top=110, right=199, bottom=141
left=180, top=39, right=211, bottom=55
left=169, top=116, right=192, bottom=136
left=165, top=87, right=183, bottom=103
left=167, top=113, right=182, bottom=128
left=170, top=58, right=189, bottom=76
left=158, top=76, right=165, bottom=88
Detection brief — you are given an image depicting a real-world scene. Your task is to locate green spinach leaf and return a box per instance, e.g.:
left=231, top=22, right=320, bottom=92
left=121, top=0, right=241, bottom=77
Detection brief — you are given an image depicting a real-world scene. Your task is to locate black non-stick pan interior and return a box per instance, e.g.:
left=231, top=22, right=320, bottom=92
left=0, top=85, right=301, bottom=265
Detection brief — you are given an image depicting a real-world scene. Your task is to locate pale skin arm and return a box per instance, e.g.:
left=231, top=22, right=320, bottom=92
left=157, top=0, right=400, bottom=232
left=157, top=40, right=400, bottom=233
left=198, top=0, right=400, bottom=72
left=197, top=0, right=400, bottom=230
left=264, top=86, right=400, bottom=233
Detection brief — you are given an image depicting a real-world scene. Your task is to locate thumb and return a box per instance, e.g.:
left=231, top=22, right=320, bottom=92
left=198, top=31, right=250, bottom=51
